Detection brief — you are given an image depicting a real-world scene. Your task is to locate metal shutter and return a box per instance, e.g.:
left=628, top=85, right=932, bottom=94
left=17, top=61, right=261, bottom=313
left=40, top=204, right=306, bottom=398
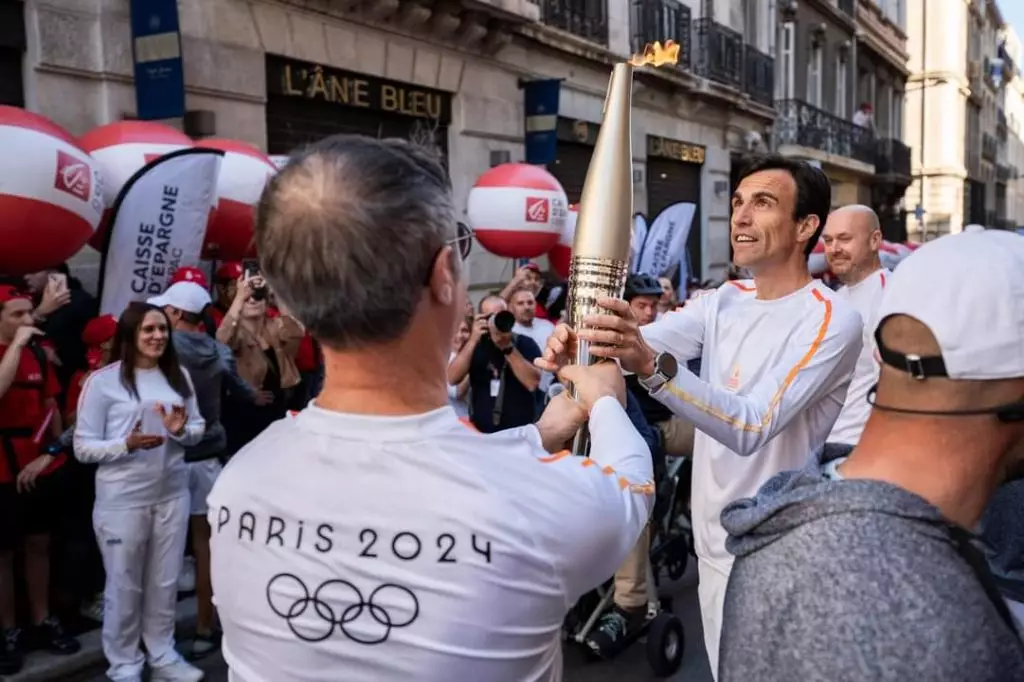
left=645, top=157, right=703, bottom=278
left=547, top=142, right=593, bottom=204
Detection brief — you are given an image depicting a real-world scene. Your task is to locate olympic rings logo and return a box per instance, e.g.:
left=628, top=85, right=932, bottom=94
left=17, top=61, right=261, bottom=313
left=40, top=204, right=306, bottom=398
left=266, top=573, right=420, bottom=645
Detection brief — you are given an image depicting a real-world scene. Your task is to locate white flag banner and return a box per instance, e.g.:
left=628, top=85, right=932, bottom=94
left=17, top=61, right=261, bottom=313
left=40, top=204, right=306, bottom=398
left=630, top=213, right=648, bottom=272
left=99, top=149, right=223, bottom=317
left=636, top=202, right=697, bottom=277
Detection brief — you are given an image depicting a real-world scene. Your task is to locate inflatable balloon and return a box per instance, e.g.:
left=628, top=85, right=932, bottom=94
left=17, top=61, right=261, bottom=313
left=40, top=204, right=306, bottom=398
left=467, top=163, right=567, bottom=258
left=807, top=239, right=827, bottom=276
left=0, top=107, right=104, bottom=274
left=548, top=204, right=578, bottom=279
left=78, top=121, right=193, bottom=250
left=194, top=138, right=277, bottom=260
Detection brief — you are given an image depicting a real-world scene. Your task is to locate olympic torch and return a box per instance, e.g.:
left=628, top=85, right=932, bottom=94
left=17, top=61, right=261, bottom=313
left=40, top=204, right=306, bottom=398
left=567, top=41, right=680, bottom=457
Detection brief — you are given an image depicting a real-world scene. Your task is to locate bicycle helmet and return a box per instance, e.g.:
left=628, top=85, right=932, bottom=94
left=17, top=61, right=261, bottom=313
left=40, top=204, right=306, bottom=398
left=624, top=273, right=664, bottom=301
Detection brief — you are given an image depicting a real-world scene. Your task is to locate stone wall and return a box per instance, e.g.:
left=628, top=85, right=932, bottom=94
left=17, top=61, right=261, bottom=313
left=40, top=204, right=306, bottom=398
left=28, top=0, right=748, bottom=290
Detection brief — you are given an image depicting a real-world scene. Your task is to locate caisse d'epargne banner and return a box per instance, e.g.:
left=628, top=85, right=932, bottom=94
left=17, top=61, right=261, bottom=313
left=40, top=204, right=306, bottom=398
left=98, top=148, right=223, bottom=317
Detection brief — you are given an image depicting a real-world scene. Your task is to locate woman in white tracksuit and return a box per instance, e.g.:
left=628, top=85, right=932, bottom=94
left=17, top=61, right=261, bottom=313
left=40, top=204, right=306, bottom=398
left=74, top=302, right=206, bottom=682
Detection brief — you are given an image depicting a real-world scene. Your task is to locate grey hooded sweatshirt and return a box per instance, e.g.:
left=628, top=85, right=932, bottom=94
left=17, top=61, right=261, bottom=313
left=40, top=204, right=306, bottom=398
left=173, top=330, right=256, bottom=462
left=718, top=451, right=1024, bottom=682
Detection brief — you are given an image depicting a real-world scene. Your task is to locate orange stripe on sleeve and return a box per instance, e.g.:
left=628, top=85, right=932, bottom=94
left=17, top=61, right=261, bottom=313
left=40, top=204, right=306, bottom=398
left=663, top=288, right=833, bottom=433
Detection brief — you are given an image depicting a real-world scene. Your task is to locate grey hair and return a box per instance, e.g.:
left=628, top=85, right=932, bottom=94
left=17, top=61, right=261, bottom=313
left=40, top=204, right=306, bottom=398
left=254, top=134, right=457, bottom=349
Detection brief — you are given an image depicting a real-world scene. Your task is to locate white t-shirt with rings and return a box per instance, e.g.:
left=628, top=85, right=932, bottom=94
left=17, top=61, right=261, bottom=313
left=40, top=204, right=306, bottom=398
left=208, top=396, right=654, bottom=682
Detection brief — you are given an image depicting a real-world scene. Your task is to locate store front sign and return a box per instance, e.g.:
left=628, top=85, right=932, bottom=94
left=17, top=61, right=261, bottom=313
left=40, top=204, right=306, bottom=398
left=266, top=56, right=452, bottom=125
left=647, top=135, right=706, bottom=165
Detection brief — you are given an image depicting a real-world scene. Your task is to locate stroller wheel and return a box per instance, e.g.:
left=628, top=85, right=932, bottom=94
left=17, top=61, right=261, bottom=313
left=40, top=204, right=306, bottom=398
left=646, top=612, right=684, bottom=677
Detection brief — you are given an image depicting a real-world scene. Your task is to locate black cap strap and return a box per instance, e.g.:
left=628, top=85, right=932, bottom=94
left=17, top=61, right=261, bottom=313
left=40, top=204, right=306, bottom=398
left=874, top=327, right=948, bottom=380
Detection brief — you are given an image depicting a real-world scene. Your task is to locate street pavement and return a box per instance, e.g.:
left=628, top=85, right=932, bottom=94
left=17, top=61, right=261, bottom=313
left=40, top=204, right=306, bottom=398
left=76, top=564, right=712, bottom=682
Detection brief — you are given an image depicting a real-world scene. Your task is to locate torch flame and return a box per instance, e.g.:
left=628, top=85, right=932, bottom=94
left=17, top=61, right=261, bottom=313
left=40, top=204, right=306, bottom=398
left=627, top=40, right=681, bottom=68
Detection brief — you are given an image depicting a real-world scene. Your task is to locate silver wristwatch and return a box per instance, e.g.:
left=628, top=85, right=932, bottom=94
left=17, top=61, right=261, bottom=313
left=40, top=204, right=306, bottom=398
left=638, top=351, right=679, bottom=394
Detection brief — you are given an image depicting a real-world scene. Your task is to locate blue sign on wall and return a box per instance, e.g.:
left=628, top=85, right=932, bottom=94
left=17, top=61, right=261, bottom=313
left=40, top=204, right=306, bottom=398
left=523, top=79, right=562, bottom=165
left=129, top=0, right=185, bottom=120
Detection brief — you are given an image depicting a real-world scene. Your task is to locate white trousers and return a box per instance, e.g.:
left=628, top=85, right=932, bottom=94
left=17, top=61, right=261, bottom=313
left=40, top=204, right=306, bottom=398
left=697, top=558, right=730, bottom=681
left=93, top=495, right=190, bottom=681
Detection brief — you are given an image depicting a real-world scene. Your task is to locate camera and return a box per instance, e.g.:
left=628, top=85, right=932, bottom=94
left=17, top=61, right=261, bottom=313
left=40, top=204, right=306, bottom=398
left=491, top=310, right=515, bottom=334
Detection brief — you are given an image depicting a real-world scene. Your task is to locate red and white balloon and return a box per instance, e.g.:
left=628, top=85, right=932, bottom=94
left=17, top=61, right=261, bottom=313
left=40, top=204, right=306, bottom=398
left=548, top=204, right=578, bottom=279
left=194, top=138, right=277, bottom=261
left=0, top=107, right=104, bottom=274
left=78, top=121, right=193, bottom=250
left=467, top=163, right=567, bottom=259
left=807, top=239, right=828, bottom=276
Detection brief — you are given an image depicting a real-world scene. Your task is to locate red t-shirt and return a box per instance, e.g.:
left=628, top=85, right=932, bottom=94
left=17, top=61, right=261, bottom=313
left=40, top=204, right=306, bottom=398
left=0, top=344, right=65, bottom=484
left=535, top=302, right=550, bottom=320
left=295, top=334, right=318, bottom=372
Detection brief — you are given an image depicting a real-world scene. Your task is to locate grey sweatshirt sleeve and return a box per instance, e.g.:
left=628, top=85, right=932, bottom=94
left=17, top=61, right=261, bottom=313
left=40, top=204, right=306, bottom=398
left=217, top=341, right=258, bottom=404
left=720, top=514, right=1024, bottom=682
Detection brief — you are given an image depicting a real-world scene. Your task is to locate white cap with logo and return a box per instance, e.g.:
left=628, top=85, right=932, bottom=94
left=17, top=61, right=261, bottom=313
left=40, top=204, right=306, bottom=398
left=875, top=230, right=1024, bottom=381
left=148, top=281, right=212, bottom=315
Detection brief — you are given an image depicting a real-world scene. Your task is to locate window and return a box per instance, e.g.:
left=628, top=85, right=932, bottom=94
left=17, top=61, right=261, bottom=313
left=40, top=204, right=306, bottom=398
left=776, top=22, right=795, bottom=100
left=835, top=54, right=847, bottom=117
left=808, top=42, right=823, bottom=107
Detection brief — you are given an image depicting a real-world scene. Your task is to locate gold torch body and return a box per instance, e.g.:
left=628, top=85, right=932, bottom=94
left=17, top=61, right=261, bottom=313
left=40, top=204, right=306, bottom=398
left=565, top=62, right=636, bottom=457
left=563, top=41, right=679, bottom=456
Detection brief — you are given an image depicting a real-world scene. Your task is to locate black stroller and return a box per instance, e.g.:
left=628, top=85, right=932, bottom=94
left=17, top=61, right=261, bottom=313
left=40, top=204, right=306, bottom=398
left=563, top=452, right=694, bottom=677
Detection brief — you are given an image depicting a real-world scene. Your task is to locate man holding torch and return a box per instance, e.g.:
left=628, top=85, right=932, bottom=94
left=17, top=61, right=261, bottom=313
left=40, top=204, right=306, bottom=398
left=537, top=156, right=863, bottom=676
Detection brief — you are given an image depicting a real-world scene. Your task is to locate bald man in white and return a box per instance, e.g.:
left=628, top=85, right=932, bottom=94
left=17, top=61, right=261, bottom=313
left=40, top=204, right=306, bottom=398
left=820, top=205, right=889, bottom=455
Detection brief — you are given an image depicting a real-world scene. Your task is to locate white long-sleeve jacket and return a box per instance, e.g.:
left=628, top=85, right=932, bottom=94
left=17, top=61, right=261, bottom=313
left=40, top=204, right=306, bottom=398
left=643, top=279, right=862, bottom=572
left=74, top=362, right=205, bottom=510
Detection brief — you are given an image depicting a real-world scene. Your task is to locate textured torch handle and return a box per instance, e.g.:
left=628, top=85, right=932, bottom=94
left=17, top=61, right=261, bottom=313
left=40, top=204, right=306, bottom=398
left=566, top=255, right=630, bottom=457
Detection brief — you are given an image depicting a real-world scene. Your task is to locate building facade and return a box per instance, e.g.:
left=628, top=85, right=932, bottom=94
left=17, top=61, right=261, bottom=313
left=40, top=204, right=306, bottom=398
left=856, top=0, right=911, bottom=240
left=903, top=0, right=1010, bottom=239
left=1002, top=26, right=1024, bottom=228
left=12, top=0, right=776, bottom=290
left=771, top=0, right=870, bottom=208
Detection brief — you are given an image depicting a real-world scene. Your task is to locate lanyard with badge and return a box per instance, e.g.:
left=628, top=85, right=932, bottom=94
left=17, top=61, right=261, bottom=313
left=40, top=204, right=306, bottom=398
left=488, top=348, right=512, bottom=427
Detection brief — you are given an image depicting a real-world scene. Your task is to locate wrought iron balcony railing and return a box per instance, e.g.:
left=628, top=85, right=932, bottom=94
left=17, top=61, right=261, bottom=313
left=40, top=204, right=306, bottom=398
left=630, top=0, right=691, bottom=70
left=743, top=45, right=773, bottom=106
left=693, top=18, right=742, bottom=89
left=541, top=0, right=608, bottom=45
left=774, top=99, right=875, bottom=166
left=982, top=133, right=998, bottom=161
left=875, top=138, right=911, bottom=178
left=837, top=0, right=855, bottom=16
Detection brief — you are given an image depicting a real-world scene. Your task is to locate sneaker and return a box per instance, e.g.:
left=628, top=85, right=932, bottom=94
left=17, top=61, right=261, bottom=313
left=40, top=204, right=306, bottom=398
left=0, top=628, right=24, bottom=676
left=184, top=631, right=220, bottom=661
left=151, top=658, right=205, bottom=681
left=584, top=607, right=646, bottom=658
left=177, top=557, right=196, bottom=593
left=34, top=614, right=81, bottom=655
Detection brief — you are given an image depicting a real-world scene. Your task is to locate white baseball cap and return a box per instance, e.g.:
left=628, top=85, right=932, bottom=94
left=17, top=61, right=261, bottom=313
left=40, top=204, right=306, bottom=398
left=875, top=230, right=1024, bottom=381
left=148, top=281, right=212, bottom=315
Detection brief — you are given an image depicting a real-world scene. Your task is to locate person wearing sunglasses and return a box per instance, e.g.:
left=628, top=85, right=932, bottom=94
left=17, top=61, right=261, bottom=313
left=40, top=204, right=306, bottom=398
left=206, top=135, right=654, bottom=682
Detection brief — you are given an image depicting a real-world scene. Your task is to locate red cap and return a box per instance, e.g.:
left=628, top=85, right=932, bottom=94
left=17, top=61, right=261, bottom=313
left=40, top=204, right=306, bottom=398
left=216, top=262, right=244, bottom=281
left=82, top=314, right=117, bottom=347
left=0, top=285, right=31, bottom=305
left=171, top=266, right=208, bottom=288
left=521, top=262, right=541, bottom=272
